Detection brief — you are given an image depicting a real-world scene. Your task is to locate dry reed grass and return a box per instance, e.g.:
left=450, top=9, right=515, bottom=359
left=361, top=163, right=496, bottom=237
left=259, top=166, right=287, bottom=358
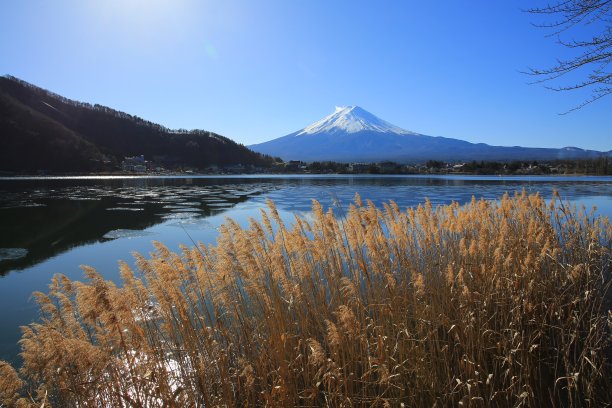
left=0, top=192, right=610, bottom=407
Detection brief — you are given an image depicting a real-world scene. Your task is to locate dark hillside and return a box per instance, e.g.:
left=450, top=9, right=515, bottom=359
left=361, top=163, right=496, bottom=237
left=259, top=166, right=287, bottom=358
left=0, top=76, right=273, bottom=173
left=0, top=91, right=105, bottom=172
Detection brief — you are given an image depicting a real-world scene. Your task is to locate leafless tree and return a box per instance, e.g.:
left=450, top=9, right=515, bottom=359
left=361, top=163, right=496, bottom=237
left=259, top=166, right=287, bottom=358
left=526, top=0, right=611, bottom=112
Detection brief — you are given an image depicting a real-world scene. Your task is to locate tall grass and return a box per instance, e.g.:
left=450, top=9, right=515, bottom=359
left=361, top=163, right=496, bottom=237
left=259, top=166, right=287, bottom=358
left=1, top=192, right=610, bottom=407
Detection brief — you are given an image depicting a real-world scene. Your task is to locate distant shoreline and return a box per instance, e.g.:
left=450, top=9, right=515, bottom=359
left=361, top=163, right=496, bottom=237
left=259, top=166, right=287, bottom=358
left=2, top=157, right=610, bottom=177
left=2, top=173, right=611, bottom=181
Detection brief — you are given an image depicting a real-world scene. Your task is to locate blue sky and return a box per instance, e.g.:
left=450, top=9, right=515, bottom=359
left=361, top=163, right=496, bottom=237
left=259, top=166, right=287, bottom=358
left=1, top=0, right=610, bottom=151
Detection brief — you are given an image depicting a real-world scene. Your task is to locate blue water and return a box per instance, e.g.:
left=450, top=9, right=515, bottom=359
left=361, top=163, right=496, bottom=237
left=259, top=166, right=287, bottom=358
left=0, top=174, right=610, bottom=364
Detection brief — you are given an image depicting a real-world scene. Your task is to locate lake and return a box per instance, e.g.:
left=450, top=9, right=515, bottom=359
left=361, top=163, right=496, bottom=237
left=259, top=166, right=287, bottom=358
left=1, top=174, right=611, bottom=364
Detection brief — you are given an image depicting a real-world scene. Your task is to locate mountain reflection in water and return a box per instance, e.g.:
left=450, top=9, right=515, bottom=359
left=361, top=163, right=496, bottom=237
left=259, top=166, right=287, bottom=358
left=1, top=175, right=611, bottom=277
left=0, top=177, right=273, bottom=275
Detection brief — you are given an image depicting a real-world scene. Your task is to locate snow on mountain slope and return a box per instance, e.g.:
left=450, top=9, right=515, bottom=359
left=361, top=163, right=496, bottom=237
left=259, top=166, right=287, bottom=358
left=297, top=106, right=418, bottom=136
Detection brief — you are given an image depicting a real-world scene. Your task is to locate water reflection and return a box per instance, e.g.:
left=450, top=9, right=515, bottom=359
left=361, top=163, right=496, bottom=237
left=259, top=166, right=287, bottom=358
left=1, top=175, right=610, bottom=277
left=0, top=178, right=275, bottom=275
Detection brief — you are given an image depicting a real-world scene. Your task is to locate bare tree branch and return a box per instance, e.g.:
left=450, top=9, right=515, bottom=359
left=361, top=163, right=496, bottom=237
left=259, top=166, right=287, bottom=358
left=526, top=0, right=611, bottom=112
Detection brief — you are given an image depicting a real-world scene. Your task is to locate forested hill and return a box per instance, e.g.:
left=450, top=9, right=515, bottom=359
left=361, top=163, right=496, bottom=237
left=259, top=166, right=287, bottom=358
left=0, top=75, right=274, bottom=173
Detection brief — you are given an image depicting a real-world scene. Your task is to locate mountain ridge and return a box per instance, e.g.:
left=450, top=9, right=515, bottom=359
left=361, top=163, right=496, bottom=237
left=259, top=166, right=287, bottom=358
left=249, top=106, right=610, bottom=162
left=0, top=75, right=273, bottom=173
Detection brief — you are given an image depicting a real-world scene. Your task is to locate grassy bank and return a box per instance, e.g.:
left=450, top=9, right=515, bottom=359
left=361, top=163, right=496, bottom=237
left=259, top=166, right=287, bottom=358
left=1, top=192, right=610, bottom=407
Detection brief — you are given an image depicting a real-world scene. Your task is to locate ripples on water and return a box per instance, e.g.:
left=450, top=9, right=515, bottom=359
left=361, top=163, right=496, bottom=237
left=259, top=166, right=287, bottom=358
left=1, top=175, right=611, bottom=274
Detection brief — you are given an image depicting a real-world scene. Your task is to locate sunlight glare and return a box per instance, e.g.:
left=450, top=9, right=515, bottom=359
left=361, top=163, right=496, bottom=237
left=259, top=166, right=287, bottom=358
left=86, top=0, right=197, bottom=45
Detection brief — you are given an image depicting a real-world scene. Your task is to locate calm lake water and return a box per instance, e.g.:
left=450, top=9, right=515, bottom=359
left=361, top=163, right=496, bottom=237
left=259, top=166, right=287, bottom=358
left=1, top=174, right=611, bottom=364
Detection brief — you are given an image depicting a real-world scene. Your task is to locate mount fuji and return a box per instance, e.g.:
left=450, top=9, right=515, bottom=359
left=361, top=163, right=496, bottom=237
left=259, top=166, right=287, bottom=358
left=249, top=106, right=609, bottom=162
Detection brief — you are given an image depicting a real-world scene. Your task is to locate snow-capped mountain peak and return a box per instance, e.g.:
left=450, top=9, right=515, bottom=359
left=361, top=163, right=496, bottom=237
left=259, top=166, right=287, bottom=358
left=297, top=106, right=418, bottom=136
left=248, top=105, right=609, bottom=163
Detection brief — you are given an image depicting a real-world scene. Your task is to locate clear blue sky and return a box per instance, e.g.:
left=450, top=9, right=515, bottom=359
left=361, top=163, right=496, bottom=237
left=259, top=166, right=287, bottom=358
left=1, top=0, right=610, bottom=151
